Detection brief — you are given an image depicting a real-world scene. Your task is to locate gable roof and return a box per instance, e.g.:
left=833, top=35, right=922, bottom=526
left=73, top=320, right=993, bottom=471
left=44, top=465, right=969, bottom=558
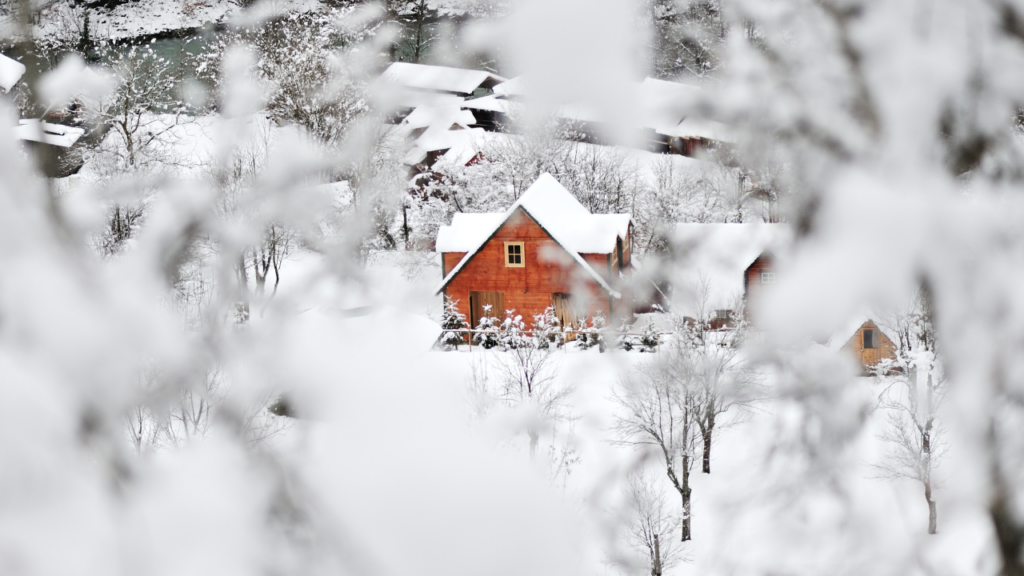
left=434, top=174, right=631, bottom=297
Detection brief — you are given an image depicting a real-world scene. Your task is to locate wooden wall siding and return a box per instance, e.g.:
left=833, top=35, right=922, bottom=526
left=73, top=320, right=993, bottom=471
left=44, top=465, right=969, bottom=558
left=744, top=254, right=774, bottom=301
left=442, top=252, right=467, bottom=278
left=441, top=209, right=630, bottom=329
left=842, top=320, right=897, bottom=374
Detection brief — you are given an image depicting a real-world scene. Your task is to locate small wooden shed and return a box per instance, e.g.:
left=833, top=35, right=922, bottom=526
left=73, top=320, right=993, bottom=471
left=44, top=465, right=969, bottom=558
left=435, top=174, right=633, bottom=331
left=833, top=318, right=898, bottom=375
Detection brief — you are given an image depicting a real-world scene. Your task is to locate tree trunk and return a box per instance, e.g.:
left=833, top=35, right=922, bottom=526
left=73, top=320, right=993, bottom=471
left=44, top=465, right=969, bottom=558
left=702, top=412, right=714, bottom=474
left=652, top=534, right=662, bottom=576
left=925, top=480, right=937, bottom=535
left=681, top=453, right=691, bottom=541
left=413, top=0, right=425, bottom=63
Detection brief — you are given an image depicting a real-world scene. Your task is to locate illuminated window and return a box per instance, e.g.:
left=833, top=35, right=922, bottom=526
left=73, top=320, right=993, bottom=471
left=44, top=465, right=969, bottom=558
left=505, top=242, right=525, bottom=267
left=760, top=272, right=775, bottom=283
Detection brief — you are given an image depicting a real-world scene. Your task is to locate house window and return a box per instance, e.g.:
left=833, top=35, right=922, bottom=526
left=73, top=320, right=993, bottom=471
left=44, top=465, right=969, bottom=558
left=864, top=329, right=877, bottom=349
left=715, top=309, right=732, bottom=320
left=760, top=272, right=775, bottom=284
left=505, top=242, right=525, bottom=267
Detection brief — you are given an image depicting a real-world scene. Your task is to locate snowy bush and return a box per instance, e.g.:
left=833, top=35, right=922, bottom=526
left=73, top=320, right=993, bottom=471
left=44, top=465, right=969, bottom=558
left=575, top=313, right=607, bottom=352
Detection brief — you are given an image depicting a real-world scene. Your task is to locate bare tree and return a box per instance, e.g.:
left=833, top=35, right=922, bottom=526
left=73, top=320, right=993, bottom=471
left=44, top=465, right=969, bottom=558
left=614, top=351, right=699, bottom=541
left=621, top=471, right=687, bottom=575
left=874, top=291, right=946, bottom=534
left=680, top=291, right=759, bottom=474
left=492, top=330, right=572, bottom=457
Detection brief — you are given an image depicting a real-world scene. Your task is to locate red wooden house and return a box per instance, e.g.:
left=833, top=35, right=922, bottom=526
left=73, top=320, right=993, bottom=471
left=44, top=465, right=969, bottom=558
left=743, top=252, right=776, bottom=302
left=435, top=174, right=634, bottom=331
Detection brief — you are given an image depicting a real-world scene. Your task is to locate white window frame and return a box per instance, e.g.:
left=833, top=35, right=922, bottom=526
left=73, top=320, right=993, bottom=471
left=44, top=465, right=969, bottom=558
left=504, top=242, right=525, bottom=268
left=760, top=271, right=775, bottom=284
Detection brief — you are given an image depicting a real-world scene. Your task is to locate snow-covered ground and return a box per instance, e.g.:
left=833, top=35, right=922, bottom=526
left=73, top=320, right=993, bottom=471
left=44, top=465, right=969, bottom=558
left=248, top=244, right=976, bottom=576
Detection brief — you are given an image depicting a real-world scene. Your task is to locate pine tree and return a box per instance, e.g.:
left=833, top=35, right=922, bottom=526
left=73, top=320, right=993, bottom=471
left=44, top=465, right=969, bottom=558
left=499, top=310, right=529, bottom=350
left=640, top=320, right=660, bottom=352
left=533, top=306, right=563, bottom=350
left=473, top=305, right=501, bottom=349
left=577, top=313, right=607, bottom=351
left=437, top=297, right=469, bottom=350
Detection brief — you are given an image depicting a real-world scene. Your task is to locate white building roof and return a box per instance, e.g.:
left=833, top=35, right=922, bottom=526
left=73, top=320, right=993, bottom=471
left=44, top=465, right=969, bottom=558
left=381, top=62, right=506, bottom=95
left=461, top=94, right=515, bottom=114
left=402, top=105, right=476, bottom=131
left=670, top=223, right=790, bottom=316
left=15, top=119, right=85, bottom=147
left=485, top=75, right=732, bottom=143
left=436, top=213, right=507, bottom=252
left=492, top=75, right=524, bottom=97
left=435, top=174, right=632, bottom=297
left=0, top=53, right=26, bottom=93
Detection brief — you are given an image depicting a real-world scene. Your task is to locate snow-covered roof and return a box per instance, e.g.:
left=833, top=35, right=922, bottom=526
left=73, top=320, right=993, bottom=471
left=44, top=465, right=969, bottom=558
left=381, top=63, right=506, bottom=95
left=15, top=119, right=85, bottom=147
left=436, top=213, right=507, bottom=252
left=402, top=145, right=429, bottom=166
left=415, top=123, right=484, bottom=153
left=397, top=103, right=487, bottom=166
left=661, top=117, right=736, bottom=143
left=670, top=223, right=791, bottom=315
left=403, top=105, right=476, bottom=131
left=461, top=94, right=515, bottom=114
left=371, top=82, right=465, bottom=114
left=639, top=77, right=701, bottom=134
left=485, top=75, right=733, bottom=143
left=0, top=53, right=26, bottom=93
left=435, top=174, right=632, bottom=297
left=492, top=75, right=524, bottom=97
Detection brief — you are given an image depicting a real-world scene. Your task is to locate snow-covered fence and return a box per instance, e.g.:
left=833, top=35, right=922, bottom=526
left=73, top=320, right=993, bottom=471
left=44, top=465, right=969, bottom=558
left=437, top=329, right=672, bottom=352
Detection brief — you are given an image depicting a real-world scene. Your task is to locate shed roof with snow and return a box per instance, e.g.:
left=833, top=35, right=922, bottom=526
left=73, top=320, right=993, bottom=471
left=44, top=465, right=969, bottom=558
left=435, top=174, right=632, bottom=297
left=15, top=119, right=85, bottom=147
left=0, top=53, right=26, bottom=94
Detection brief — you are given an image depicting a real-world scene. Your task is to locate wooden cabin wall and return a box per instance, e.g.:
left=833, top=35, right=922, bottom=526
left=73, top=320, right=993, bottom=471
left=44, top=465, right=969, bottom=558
left=744, top=255, right=774, bottom=301
left=442, top=210, right=617, bottom=330
left=842, top=320, right=897, bottom=374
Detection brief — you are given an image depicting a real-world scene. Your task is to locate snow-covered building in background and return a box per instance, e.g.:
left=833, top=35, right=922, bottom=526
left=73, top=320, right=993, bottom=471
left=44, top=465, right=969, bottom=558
left=374, top=62, right=506, bottom=123
left=436, top=174, right=634, bottom=331
left=669, top=223, right=790, bottom=322
left=399, top=105, right=487, bottom=174
left=0, top=52, right=26, bottom=94
left=14, top=119, right=86, bottom=177
left=462, top=75, right=735, bottom=157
